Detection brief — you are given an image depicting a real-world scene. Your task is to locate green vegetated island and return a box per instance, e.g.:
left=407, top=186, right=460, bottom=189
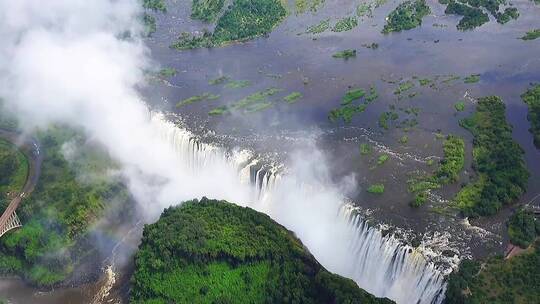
left=382, top=0, right=431, bottom=33
left=130, top=198, right=394, bottom=304
left=0, top=114, right=130, bottom=286
left=521, top=84, right=540, bottom=149
left=172, top=0, right=287, bottom=49
left=439, top=0, right=519, bottom=30
left=455, top=96, right=529, bottom=217
left=328, top=86, right=379, bottom=123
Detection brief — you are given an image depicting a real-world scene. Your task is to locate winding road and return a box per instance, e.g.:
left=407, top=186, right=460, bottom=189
left=0, top=129, right=42, bottom=237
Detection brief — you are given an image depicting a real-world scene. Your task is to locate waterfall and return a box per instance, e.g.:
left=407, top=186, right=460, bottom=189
left=149, top=112, right=447, bottom=304
left=340, top=205, right=446, bottom=304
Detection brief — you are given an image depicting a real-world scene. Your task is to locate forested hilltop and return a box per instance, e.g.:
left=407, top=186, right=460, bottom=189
left=130, top=198, right=394, bottom=304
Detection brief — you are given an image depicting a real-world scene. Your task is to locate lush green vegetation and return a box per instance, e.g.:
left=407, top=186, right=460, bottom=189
left=378, top=111, right=398, bottom=129
left=295, top=0, right=326, bottom=14
left=521, top=84, right=540, bottom=149
left=209, top=88, right=281, bottom=115
left=191, top=0, right=225, bottom=22
left=143, top=0, right=166, bottom=12
left=306, top=19, right=330, bottom=34
left=0, top=139, right=28, bottom=199
left=445, top=241, right=540, bottom=304
left=444, top=1, right=489, bottom=30
left=130, top=198, right=394, bottom=304
left=360, top=143, right=372, bottom=155
left=377, top=154, right=389, bottom=165
left=177, top=93, right=220, bottom=107
left=283, top=92, right=303, bottom=103
left=332, top=49, right=356, bottom=59
left=328, top=87, right=379, bottom=123
left=409, top=135, right=465, bottom=207
left=456, top=96, right=529, bottom=217
left=382, top=0, right=430, bottom=33
left=394, top=81, right=415, bottom=95
left=332, top=17, right=358, bottom=32
left=455, top=101, right=465, bottom=112
left=521, top=29, right=540, bottom=40
left=0, top=126, right=129, bottom=286
left=367, top=184, right=385, bottom=194
left=224, top=79, right=251, bottom=89
left=463, top=74, right=480, bottom=84
left=441, top=0, right=518, bottom=30
left=507, top=209, right=540, bottom=248
left=208, top=75, right=230, bottom=85
left=158, top=67, right=177, bottom=78
left=357, top=3, right=373, bottom=17
left=142, top=13, right=157, bottom=36
left=173, top=0, right=287, bottom=49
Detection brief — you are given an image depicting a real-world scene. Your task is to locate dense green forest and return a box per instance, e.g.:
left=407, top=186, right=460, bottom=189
left=507, top=209, right=540, bottom=248
left=131, top=198, right=394, bottom=304
left=0, top=126, right=130, bottom=286
left=191, top=0, right=225, bottom=22
left=440, top=0, right=518, bottom=30
left=455, top=96, right=529, bottom=217
left=521, top=84, right=540, bottom=149
left=445, top=240, right=540, bottom=304
left=382, top=0, right=431, bottom=33
left=172, top=0, right=287, bottom=49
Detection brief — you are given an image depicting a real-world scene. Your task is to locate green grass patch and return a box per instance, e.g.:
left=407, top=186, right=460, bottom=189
left=521, top=84, right=540, bottom=149
left=456, top=96, right=529, bottom=217
left=377, top=154, right=389, bottom=165
left=306, top=19, right=330, bottom=34
left=209, top=75, right=230, bottom=85
left=360, top=143, right=372, bottom=155
left=177, top=93, right=220, bottom=107
left=382, top=0, right=431, bottom=33
left=454, top=101, right=465, bottom=112
left=521, top=29, right=540, bottom=40
left=210, top=88, right=281, bottom=115
left=283, top=92, right=303, bottom=103
left=332, top=16, right=358, bottom=32
left=378, top=111, right=398, bottom=129
left=394, top=81, right=415, bottom=95
left=332, top=49, right=357, bottom=59
left=158, top=67, right=177, bottom=78
left=367, top=184, right=385, bottom=194
left=224, top=79, right=251, bottom=89
left=328, top=87, right=377, bottom=123
left=463, top=74, right=481, bottom=84
left=399, top=135, right=409, bottom=144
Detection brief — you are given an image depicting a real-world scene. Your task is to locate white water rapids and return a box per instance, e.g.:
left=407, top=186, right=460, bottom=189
left=151, top=113, right=447, bottom=304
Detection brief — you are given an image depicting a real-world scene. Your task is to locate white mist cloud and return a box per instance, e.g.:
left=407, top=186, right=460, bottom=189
left=0, top=0, right=256, bottom=219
